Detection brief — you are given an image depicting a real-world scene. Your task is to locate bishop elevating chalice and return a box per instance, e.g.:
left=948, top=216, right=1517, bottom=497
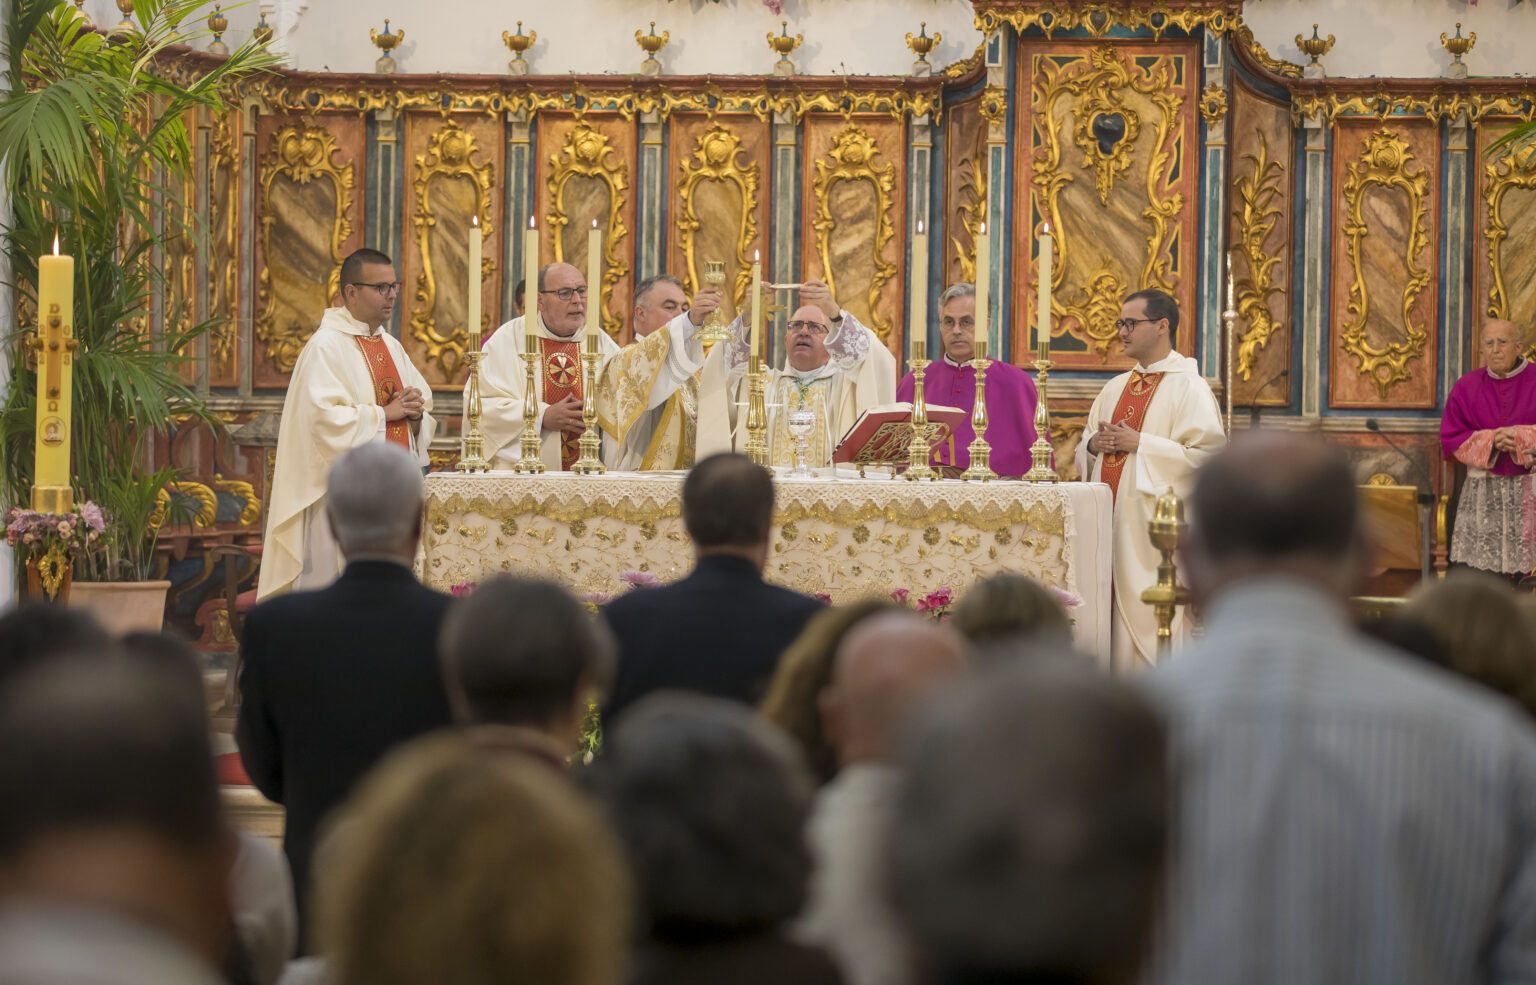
left=694, top=261, right=734, bottom=345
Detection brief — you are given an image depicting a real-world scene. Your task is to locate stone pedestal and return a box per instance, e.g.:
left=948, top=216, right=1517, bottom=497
left=375, top=55, right=396, bottom=74
left=507, top=58, right=529, bottom=76
left=772, top=59, right=795, bottom=77
left=639, top=58, right=661, bottom=77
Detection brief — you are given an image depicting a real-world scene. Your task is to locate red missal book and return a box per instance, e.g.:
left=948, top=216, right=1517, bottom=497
left=832, top=403, right=968, bottom=474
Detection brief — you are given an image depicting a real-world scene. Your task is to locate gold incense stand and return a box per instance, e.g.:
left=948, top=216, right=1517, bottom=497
left=959, top=350, right=998, bottom=482
left=511, top=345, right=546, bottom=474
left=744, top=354, right=770, bottom=468
left=571, top=347, right=606, bottom=475
left=457, top=345, right=491, bottom=473
left=1140, top=487, right=1192, bottom=660
left=1022, top=359, right=1058, bottom=482
left=903, top=341, right=939, bottom=481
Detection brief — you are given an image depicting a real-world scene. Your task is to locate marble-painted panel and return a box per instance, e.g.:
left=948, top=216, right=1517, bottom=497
left=1473, top=121, right=1536, bottom=370
left=943, top=93, right=986, bottom=291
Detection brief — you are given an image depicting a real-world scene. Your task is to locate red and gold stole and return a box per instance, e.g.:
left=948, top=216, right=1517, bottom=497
left=540, top=336, right=583, bottom=470
left=1100, top=370, right=1164, bottom=505
left=355, top=334, right=412, bottom=449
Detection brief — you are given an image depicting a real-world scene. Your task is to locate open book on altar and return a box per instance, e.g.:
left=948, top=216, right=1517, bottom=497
left=832, top=402, right=968, bottom=474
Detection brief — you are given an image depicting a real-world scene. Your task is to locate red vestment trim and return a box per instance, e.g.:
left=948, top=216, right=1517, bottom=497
left=355, top=334, right=412, bottom=449
left=540, top=337, right=583, bottom=470
left=1100, top=370, right=1164, bottom=506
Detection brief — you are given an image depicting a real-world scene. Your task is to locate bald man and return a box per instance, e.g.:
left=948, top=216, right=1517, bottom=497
left=796, top=613, right=968, bottom=985
left=474, top=261, right=622, bottom=471
left=696, top=279, right=897, bottom=469
left=1441, top=319, right=1536, bottom=576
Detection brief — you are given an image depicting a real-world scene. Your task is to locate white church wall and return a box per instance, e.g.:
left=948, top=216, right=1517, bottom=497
left=77, top=0, right=1536, bottom=80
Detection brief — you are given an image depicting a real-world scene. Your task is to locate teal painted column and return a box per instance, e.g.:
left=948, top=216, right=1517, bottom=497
left=1300, top=120, right=1327, bottom=418
left=908, top=111, right=934, bottom=355
left=769, top=109, right=800, bottom=369
left=638, top=109, right=664, bottom=282
left=1442, top=112, right=1469, bottom=404
left=366, top=107, right=404, bottom=337
left=1200, top=32, right=1227, bottom=376
left=984, top=29, right=1007, bottom=362
left=505, top=109, right=531, bottom=320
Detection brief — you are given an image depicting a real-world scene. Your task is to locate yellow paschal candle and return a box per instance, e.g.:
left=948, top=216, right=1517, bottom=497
left=467, top=214, right=482, bottom=351
left=750, top=251, right=763, bottom=361
left=910, top=220, right=928, bottom=362
left=35, top=234, right=74, bottom=504
left=587, top=218, right=601, bottom=339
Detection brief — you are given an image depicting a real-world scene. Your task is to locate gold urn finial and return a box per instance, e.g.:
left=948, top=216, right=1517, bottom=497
left=112, top=0, right=135, bottom=34
left=503, top=20, right=537, bottom=74
left=905, top=22, right=942, bottom=63
left=73, top=0, right=93, bottom=30
left=767, top=21, right=803, bottom=61
left=1441, top=23, right=1476, bottom=63
left=207, top=5, right=229, bottom=55
left=636, top=21, right=669, bottom=60
left=251, top=12, right=273, bottom=46
left=1295, top=23, right=1335, bottom=66
left=371, top=19, right=404, bottom=74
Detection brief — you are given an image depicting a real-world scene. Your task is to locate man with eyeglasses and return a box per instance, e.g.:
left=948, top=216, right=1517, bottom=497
left=894, top=283, right=1039, bottom=477
left=1441, top=319, right=1536, bottom=577
left=475, top=261, right=622, bottom=470
left=259, top=248, right=436, bottom=599
left=594, top=274, right=723, bottom=470
left=696, top=279, right=896, bottom=468
left=1075, top=288, right=1224, bottom=669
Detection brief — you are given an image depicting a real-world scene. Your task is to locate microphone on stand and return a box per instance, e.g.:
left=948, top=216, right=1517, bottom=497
left=1364, top=417, right=1435, bottom=582
left=1248, top=369, right=1289, bottom=428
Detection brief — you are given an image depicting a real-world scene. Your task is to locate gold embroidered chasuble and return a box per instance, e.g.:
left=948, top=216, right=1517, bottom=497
left=595, top=312, right=705, bottom=471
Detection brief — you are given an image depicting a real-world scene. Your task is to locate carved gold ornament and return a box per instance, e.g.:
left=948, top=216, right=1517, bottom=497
left=1295, top=24, right=1335, bottom=66
left=952, top=124, right=987, bottom=284
left=979, top=85, right=1007, bottom=130
left=1199, top=84, right=1228, bottom=128
left=1441, top=23, right=1475, bottom=65
left=906, top=23, right=942, bottom=64
left=409, top=120, right=495, bottom=376
left=503, top=22, right=536, bottom=60
left=548, top=123, right=630, bottom=339
left=767, top=21, right=803, bottom=63
left=1231, top=20, right=1303, bottom=79
left=370, top=20, right=404, bottom=54
left=677, top=125, right=761, bottom=313
left=150, top=481, right=218, bottom=529
left=1339, top=128, right=1431, bottom=398
left=811, top=126, right=899, bottom=343
left=636, top=22, right=669, bottom=61
left=1481, top=140, right=1536, bottom=322
left=212, top=477, right=263, bottom=526
left=974, top=1, right=1239, bottom=41
left=208, top=114, right=239, bottom=370
left=1032, top=45, right=1185, bottom=360
left=256, top=126, right=355, bottom=374
left=1232, top=130, right=1286, bottom=381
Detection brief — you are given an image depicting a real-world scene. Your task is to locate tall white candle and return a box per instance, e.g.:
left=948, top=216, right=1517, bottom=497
left=524, top=216, right=538, bottom=343
left=750, top=250, right=763, bottom=361
left=1038, top=222, right=1052, bottom=362
left=587, top=218, right=601, bottom=340
left=974, top=222, right=990, bottom=358
left=467, top=214, right=482, bottom=351
left=910, top=220, right=928, bottom=361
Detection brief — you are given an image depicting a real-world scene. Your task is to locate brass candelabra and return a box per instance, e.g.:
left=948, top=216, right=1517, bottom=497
left=903, top=340, right=939, bottom=482
left=959, top=342, right=997, bottom=482
left=1140, top=487, right=1192, bottom=660
left=511, top=337, right=546, bottom=474
left=571, top=340, right=606, bottom=475
left=457, top=342, right=490, bottom=473
left=744, top=354, right=770, bottom=468
left=1022, top=358, right=1058, bottom=482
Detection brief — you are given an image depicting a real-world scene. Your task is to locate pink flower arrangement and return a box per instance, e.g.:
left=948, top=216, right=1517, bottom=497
left=917, top=587, right=953, bottom=614
left=812, top=592, right=833, bottom=604
left=620, top=569, right=662, bottom=590
left=890, top=587, right=910, bottom=605
left=450, top=581, right=477, bottom=597
left=4, top=503, right=108, bottom=560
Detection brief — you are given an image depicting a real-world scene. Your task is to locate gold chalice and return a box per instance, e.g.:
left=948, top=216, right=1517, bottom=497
left=695, top=261, right=734, bottom=345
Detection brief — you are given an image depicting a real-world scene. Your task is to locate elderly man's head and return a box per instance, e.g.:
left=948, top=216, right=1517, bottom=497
left=1482, top=319, right=1526, bottom=376
left=536, top=262, right=588, bottom=338
left=681, top=453, right=775, bottom=569
left=325, top=443, right=425, bottom=563
left=820, top=612, right=967, bottom=768
left=892, top=659, right=1168, bottom=985
left=438, top=577, right=616, bottom=754
left=785, top=305, right=833, bottom=373
left=1184, top=433, right=1363, bottom=602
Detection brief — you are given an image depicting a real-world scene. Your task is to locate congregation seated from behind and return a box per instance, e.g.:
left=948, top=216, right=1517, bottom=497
left=601, top=453, right=823, bottom=729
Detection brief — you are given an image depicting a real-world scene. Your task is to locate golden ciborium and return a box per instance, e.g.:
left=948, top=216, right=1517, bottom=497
left=768, top=21, right=803, bottom=76
left=905, top=22, right=942, bottom=64
left=1140, top=487, right=1192, bottom=660
left=636, top=22, right=669, bottom=76
left=695, top=261, right=734, bottom=345
left=371, top=19, right=404, bottom=74
left=1295, top=24, right=1334, bottom=66
left=503, top=21, right=537, bottom=75
left=207, top=5, right=229, bottom=54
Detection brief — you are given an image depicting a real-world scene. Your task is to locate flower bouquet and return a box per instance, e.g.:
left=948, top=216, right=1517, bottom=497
left=4, top=502, right=108, bottom=601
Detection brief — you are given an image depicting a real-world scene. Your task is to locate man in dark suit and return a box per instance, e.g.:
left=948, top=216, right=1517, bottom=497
left=602, top=453, right=823, bottom=730
left=236, top=443, right=453, bottom=945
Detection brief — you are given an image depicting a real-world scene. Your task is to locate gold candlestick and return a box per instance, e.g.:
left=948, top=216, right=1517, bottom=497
left=1022, top=358, right=1059, bottom=482
left=457, top=346, right=491, bottom=473
left=1140, top=487, right=1192, bottom=660
left=903, top=340, right=939, bottom=482
left=696, top=260, right=733, bottom=344
left=571, top=341, right=606, bottom=475
left=511, top=338, right=546, bottom=474
left=744, top=354, right=770, bottom=468
left=959, top=345, right=997, bottom=482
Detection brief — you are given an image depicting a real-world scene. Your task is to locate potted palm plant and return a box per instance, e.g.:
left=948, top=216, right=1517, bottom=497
left=0, top=0, right=277, bottom=626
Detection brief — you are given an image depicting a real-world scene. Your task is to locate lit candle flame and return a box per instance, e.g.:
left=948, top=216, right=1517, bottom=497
left=528, top=216, right=536, bottom=229
left=980, top=222, right=987, bottom=235
left=1043, top=221, right=1051, bottom=235
left=52, top=233, right=59, bottom=255
left=754, top=249, right=760, bottom=262
left=592, top=218, right=598, bottom=229
left=917, top=220, right=924, bottom=234
left=472, top=215, right=479, bottom=228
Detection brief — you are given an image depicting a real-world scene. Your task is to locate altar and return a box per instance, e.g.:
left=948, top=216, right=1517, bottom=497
left=418, top=472, right=1114, bottom=658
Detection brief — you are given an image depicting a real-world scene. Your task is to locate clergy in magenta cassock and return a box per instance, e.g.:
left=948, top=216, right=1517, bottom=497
left=258, top=249, right=436, bottom=600
left=473, top=262, right=622, bottom=471
left=1440, top=319, right=1536, bottom=575
left=1074, top=289, right=1225, bottom=670
left=696, top=279, right=896, bottom=467
left=895, top=283, right=1038, bottom=477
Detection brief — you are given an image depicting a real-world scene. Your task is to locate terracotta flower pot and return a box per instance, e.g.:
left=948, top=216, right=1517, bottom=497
left=67, top=580, right=171, bottom=635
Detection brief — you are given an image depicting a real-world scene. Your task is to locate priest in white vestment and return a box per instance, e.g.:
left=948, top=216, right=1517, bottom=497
left=1075, top=289, right=1225, bottom=670
left=595, top=274, right=721, bottom=471
left=258, top=249, right=436, bottom=600
left=474, top=262, right=622, bottom=471
left=696, top=279, right=896, bottom=467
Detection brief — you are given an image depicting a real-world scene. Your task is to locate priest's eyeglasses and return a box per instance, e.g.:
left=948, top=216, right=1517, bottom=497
left=1112, top=317, right=1157, bottom=333
left=786, top=320, right=830, bottom=337
left=540, top=286, right=589, bottom=302
left=355, top=281, right=402, bottom=296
